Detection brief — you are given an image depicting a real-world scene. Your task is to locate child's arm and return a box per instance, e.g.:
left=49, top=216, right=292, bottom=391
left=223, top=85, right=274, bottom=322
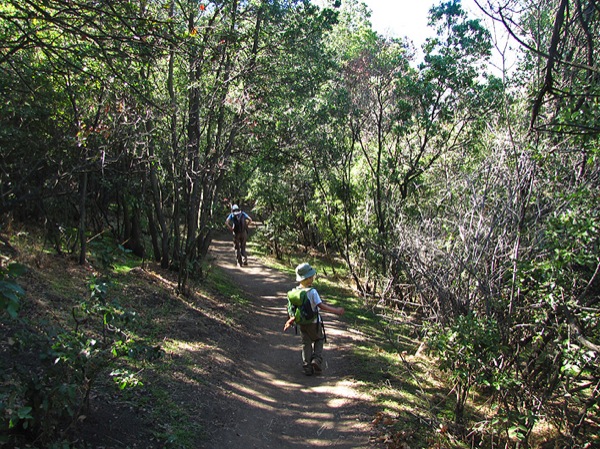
left=283, top=315, right=296, bottom=331
left=318, top=302, right=345, bottom=316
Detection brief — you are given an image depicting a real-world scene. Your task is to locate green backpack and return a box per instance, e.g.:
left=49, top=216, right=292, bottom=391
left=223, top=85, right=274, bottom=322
left=287, top=287, right=317, bottom=325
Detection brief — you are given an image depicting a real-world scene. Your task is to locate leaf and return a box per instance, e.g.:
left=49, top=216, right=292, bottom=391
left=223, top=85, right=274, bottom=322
left=7, top=263, right=27, bottom=277
left=0, top=280, right=25, bottom=298
left=18, top=406, right=32, bottom=419
left=508, top=424, right=527, bottom=440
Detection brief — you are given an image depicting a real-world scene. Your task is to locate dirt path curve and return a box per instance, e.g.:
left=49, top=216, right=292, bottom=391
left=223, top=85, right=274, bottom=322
left=203, top=233, right=376, bottom=448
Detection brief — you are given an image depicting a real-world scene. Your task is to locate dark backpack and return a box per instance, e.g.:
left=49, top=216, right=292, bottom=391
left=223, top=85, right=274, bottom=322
left=231, top=213, right=246, bottom=234
left=287, top=288, right=317, bottom=325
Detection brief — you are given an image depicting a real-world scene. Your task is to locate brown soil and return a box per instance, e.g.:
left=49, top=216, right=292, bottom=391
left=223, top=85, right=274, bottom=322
left=195, top=234, right=377, bottom=448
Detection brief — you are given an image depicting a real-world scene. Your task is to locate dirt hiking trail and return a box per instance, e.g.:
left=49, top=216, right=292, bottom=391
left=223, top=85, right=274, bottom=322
left=204, top=233, right=377, bottom=448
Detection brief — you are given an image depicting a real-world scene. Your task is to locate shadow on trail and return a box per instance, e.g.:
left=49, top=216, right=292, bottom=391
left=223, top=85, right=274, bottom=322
left=200, top=234, right=376, bottom=449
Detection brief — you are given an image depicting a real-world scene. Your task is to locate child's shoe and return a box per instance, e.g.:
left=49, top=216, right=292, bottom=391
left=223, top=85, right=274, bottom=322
left=311, top=359, right=322, bottom=375
left=303, top=364, right=314, bottom=376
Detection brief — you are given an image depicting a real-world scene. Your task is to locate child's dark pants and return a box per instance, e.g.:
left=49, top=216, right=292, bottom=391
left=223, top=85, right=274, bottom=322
left=299, top=322, right=324, bottom=369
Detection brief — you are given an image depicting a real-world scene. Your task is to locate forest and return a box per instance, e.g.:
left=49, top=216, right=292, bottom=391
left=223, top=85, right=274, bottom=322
left=1, top=0, right=599, bottom=448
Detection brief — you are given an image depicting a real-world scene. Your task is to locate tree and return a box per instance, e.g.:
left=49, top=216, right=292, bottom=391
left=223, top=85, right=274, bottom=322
left=403, top=1, right=600, bottom=442
left=342, top=0, right=495, bottom=295
left=475, top=0, right=600, bottom=135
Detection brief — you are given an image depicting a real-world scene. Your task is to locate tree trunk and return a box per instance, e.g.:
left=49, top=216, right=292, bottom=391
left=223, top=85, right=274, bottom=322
left=78, top=171, right=88, bottom=265
left=146, top=118, right=171, bottom=268
left=146, top=204, right=161, bottom=262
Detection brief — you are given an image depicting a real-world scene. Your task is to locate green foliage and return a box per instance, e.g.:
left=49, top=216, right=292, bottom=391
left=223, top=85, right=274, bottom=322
left=426, top=313, right=502, bottom=422
left=109, top=368, right=143, bottom=390
left=0, top=263, right=26, bottom=318
left=89, top=237, right=133, bottom=270
left=516, top=0, right=600, bottom=135
left=248, top=164, right=320, bottom=256
left=1, top=0, right=599, bottom=446
left=1, top=276, right=146, bottom=444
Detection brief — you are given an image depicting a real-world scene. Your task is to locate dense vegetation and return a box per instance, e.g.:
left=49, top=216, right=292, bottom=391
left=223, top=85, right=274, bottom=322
left=1, top=0, right=598, bottom=447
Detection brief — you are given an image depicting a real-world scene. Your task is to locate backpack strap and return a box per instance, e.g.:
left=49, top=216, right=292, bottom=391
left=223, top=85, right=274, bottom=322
left=306, top=287, right=327, bottom=342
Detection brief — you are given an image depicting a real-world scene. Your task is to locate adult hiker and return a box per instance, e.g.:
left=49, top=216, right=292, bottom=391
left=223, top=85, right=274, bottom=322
left=225, top=204, right=252, bottom=266
left=284, top=262, right=345, bottom=376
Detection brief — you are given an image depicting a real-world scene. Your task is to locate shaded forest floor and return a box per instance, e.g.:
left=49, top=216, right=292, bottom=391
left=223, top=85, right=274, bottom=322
left=2, top=227, right=576, bottom=448
left=71, top=234, right=380, bottom=448
left=5, top=229, right=436, bottom=448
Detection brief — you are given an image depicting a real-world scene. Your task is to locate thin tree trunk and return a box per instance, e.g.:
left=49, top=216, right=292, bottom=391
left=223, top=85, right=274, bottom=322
left=78, top=171, right=88, bottom=265
left=146, top=204, right=161, bottom=262
left=146, top=118, right=171, bottom=268
left=167, top=7, right=181, bottom=267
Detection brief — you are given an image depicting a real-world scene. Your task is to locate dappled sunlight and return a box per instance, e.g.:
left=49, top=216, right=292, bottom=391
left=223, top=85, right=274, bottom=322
left=191, top=235, right=378, bottom=447
left=225, top=382, right=281, bottom=407
left=310, top=379, right=373, bottom=405
left=269, top=377, right=304, bottom=389
left=167, top=340, right=206, bottom=352
left=141, top=266, right=179, bottom=290
left=320, top=323, right=345, bottom=338
left=295, top=416, right=332, bottom=427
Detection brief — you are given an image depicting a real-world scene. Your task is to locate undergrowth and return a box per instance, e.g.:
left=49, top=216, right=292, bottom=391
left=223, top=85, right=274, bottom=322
left=0, top=226, right=524, bottom=449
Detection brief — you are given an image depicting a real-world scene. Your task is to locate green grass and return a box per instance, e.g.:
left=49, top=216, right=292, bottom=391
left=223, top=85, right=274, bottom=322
left=247, top=239, right=349, bottom=281
left=205, top=266, right=251, bottom=326
left=146, top=388, right=205, bottom=448
left=206, top=266, right=246, bottom=302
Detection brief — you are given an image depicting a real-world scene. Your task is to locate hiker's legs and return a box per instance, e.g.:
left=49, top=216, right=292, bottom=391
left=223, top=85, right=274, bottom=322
left=239, top=231, right=248, bottom=264
left=300, top=328, right=313, bottom=367
left=312, top=327, right=324, bottom=367
left=300, top=323, right=324, bottom=374
left=233, top=234, right=243, bottom=265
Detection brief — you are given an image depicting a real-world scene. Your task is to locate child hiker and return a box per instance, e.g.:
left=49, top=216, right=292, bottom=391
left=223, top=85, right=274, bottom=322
left=283, top=262, right=344, bottom=376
